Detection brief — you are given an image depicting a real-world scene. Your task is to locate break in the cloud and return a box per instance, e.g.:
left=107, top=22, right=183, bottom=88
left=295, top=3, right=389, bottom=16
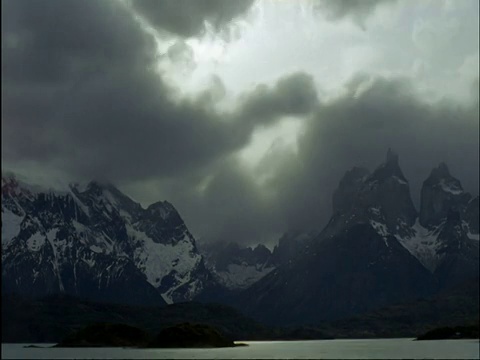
left=2, top=0, right=479, bottom=246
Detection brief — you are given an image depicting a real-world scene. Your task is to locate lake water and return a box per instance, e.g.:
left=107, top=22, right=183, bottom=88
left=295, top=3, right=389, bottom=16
left=2, top=339, right=479, bottom=359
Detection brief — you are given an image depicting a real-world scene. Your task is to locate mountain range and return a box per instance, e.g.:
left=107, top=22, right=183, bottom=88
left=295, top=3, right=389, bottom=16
left=2, top=149, right=478, bottom=326
left=1, top=176, right=216, bottom=305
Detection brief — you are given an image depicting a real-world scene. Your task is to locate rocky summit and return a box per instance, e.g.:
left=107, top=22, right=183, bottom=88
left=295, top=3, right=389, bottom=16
left=420, top=162, right=473, bottom=229
left=322, top=150, right=478, bottom=277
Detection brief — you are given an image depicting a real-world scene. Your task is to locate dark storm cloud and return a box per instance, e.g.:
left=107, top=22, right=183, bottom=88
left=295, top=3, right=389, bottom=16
left=129, top=0, right=255, bottom=38
left=2, top=0, right=478, bottom=247
left=1, top=0, right=317, bottom=184
left=1, top=0, right=154, bottom=85
left=237, top=72, right=319, bottom=126
left=314, top=0, right=396, bottom=25
left=1, top=0, right=155, bottom=167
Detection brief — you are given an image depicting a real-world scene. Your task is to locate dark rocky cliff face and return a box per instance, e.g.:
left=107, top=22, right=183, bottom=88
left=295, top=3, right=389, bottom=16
left=419, top=163, right=472, bottom=229
left=332, top=166, right=370, bottom=214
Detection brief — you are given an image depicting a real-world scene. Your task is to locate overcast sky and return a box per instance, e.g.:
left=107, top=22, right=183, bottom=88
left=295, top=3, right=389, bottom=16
left=2, top=0, right=479, bottom=247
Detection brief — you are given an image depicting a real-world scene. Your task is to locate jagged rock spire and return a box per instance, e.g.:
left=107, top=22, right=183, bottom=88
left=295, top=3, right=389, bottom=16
left=369, top=148, right=407, bottom=184
left=386, top=148, right=399, bottom=164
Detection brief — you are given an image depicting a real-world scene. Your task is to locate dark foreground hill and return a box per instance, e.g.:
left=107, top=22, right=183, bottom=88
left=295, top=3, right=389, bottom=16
left=416, top=325, right=479, bottom=340
left=1, top=294, right=270, bottom=343
left=2, top=278, right=478, bottom=343
left=54, top=322, right=239, bottom=348
left=319, top=277, right=479, bottom=338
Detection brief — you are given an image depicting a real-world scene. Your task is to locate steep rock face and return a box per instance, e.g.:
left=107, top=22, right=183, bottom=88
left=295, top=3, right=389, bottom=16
left=363, top=149, right=418, bottom=235
left=397, top=165, right=478, bottom=275
left=199, top=242, right=275, bottom=290
left=1, top=174, right=214, bottom=305
left=332, top=167, right=370, bottom=214
left=419, top=163, right=472, bottom=229
left=235, top=224, right=436, bottom=326
left=432, top=209, right=479, bottom=290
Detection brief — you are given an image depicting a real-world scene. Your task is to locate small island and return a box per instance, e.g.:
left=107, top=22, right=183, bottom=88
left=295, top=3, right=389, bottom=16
left=147, top=323, right=241, bottom=348
left=416, top=325, right=479, bottom=340
left=54, top=322, right=245, bottom=348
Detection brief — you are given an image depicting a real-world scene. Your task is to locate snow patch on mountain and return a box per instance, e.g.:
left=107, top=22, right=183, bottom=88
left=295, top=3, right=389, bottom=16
left=439, top=179, right=463, bottom=195
left=370, top=220, right=389, bottom=245
left=392, top=176, right=408, bottom=185
left=394, top=219, right=443, bottom=272
left=160, top=271, right=195, bottom=304
left=43, top=228, right=64, bottom=291
left=366, top=215, right=454, bottom=273
left=369, top=207, right=381, bottom=216
left=467, top=233, right=479, bottom=241
left=26, top=232, right=46, bottom=252
left=215, top=264, right=275, bottom=290
left=127, top=224, right=201, bottom=288
left=1, top=209, right=24, bottom=246
left=89, top=245, right=103, bottom=253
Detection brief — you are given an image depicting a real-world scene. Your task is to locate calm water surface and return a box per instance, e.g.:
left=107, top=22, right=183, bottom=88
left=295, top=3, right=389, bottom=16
left=2, top=339, right=479, bottom=359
